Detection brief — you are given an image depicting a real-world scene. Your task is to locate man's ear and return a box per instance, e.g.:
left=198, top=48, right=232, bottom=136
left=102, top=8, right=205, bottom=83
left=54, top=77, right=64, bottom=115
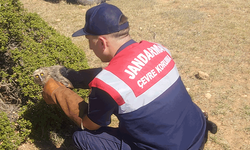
left=98, top=36, right=108, bottom=51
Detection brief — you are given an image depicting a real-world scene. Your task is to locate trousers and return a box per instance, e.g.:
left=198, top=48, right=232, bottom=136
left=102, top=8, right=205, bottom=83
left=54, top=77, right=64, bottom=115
left=73, top=127, right=134, bottom=150
left=73, top=127, right=207, bottom=150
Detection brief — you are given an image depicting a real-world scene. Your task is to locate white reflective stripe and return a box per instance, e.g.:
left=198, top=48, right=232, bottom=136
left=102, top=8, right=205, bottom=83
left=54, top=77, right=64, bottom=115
left=96, top=66, right=179, bottom=114
left=119, top=65, right=179, bottom=114
left=95, top=69, right=135, bottom=102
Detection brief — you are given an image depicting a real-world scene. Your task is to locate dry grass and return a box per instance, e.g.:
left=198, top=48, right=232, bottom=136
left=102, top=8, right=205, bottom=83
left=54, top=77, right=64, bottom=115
left=19, top=0, right=250, bottom=149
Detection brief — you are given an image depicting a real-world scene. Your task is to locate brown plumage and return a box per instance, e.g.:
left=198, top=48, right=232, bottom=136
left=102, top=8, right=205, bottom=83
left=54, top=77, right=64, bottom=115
left=33, top=65, right=73, bottom=88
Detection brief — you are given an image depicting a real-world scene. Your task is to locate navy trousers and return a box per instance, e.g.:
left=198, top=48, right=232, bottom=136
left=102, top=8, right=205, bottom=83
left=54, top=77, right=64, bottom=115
left=73, top=127, right=133, bottom=150
left=72, top=127, right=206, bottom=150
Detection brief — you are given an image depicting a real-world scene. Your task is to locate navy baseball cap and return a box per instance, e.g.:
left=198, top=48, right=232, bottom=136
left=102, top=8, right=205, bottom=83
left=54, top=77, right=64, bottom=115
left=72, top=3, right=129, bottom=37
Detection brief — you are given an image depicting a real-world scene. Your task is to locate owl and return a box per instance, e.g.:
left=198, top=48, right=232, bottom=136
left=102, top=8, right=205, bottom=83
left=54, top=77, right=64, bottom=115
left=33, top=65, right=73, bottom=88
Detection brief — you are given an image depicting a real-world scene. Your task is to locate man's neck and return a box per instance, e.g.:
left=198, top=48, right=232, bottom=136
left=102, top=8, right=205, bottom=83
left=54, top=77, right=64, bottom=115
left=109, top=35, right=132, bottom=57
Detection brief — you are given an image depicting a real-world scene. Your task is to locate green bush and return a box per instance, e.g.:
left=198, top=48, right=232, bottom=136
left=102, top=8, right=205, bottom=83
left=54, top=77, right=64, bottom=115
left=0, top=112, right=17, bottom=150
left=0, top=0, right=89, bottom=148
left=0, top=111, right=31, bottom=150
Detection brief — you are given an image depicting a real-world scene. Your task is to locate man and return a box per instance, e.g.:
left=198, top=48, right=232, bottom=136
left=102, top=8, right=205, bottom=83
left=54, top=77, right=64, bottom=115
left=42, top=3, right=208, bottom=150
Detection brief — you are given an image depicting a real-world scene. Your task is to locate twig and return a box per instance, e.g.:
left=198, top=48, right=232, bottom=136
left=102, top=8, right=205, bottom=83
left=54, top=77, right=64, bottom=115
left=0, top=96, right=9, bottom=111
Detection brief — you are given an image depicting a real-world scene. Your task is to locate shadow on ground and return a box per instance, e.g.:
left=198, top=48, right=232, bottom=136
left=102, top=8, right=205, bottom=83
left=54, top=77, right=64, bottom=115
left=44, top=0, right=77, bottom=4
left=33, top=136, right=76, bottom=150
left=43, top=0, right=107, bottom=5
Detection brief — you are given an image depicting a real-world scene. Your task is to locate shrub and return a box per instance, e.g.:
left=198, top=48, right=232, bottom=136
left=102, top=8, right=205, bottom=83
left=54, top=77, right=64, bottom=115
left=0, top=0, right=89, bottom=148
left=0, top=112, right=17, bottom=150
left=0, top=111, right=28, bottom=150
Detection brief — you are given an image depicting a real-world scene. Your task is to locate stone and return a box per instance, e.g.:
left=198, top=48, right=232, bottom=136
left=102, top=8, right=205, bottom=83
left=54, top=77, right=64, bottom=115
left=195, top=71, right=209, bottom=80
left=205, top=93, right=212, bottom=99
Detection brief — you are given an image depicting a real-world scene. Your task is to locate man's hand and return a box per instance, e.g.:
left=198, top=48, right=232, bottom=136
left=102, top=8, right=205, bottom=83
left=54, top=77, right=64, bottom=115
left=42, top=78, right=90, bottom=128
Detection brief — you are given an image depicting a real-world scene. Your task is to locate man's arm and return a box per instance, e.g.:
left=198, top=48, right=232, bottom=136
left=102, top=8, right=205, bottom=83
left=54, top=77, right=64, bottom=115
left=87, top=87, right=118, bottom=127
left=42, top=78, right=100, bottom=130
left=82, top=116, right=101, bottom=130
left=60, top=67, right=103, bottom=89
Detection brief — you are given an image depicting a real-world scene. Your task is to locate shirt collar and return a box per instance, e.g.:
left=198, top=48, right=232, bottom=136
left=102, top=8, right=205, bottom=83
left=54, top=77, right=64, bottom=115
left=115, top=39, right=136, bottom=55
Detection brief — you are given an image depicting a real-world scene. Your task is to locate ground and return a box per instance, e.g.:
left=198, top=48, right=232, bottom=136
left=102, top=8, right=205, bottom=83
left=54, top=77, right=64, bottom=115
left=18, top=0, right=250, bottom=149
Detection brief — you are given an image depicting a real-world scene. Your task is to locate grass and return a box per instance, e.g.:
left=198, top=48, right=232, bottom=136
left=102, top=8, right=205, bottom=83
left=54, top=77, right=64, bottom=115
left=19, top=0, right=250, bottom=149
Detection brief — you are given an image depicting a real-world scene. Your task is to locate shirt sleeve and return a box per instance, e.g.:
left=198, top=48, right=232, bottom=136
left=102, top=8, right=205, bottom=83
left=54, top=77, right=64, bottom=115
left=87, top=87, right=118, bottom=126
left=61, top=67, right=102, bottom=89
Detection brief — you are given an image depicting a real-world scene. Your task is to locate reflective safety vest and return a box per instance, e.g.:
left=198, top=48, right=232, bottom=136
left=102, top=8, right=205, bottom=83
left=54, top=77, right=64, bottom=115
left=89, top=40, right=206, bottom=149
left=89, top=41, right=179, bottom=114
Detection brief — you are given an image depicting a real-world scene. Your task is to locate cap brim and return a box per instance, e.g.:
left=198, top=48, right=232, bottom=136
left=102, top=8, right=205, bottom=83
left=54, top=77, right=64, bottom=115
left=72, top=28, right=89, bottom=37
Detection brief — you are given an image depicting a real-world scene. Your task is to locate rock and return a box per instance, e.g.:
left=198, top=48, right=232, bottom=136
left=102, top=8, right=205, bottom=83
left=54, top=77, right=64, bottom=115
left=195, top=71, right=209, bottom=80
left=76, top=0, right=106, bottom=5
left=205, top=93, right=212, bottom=99
left=241, top=95, right=247, bottom=98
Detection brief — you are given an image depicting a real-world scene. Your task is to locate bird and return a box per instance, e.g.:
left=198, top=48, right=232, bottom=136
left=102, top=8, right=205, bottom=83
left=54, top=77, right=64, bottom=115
left=33, top=65, right=73, bottom=88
